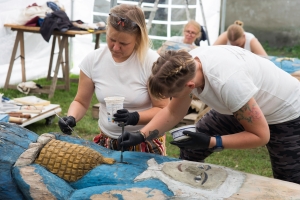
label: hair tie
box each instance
[117,17,126,26]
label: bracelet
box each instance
[139,130,147,141]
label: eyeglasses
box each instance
[108,13,138,28]
[184,30,197,36]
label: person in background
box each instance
[58,4,169,156]
[213,20,268,57]
[157,20,202,54]
[118,46,300,184]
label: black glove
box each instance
[113,109,139,126]
[58,116,76,135]
[117,131,145,150]
[170,131,211,150]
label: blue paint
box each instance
[33,164,74,198]
[13,164,74,199]
[70,179,173,199]
[0,124,177,199]
[0,122,38,200]
[269,56,300,74]
[0,164,24,200]
[0,122,38,142]
[12,167,34,200]
[0,114,9,122]
[52,133,178,164]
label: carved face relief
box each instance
[162,162,228,190]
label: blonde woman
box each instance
[157,20,201,54]
[58,4,169,156]
[214,20,267,56]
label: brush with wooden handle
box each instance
[9,117,23,124]
[7,112,31,119]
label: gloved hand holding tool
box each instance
[58,116,76,135]
[170,131,211,150]
[117,130,145,150]
[56,113,86,146]
[113,109,139,126]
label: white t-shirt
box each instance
[227,32,255,51]
[169,36,184,43]
[190,45,300,124]
[169,36,196,46]
[79,46,159,138]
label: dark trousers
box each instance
[180,109,300,184]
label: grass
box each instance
[1,45,299,179]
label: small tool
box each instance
[120,122,125,163]
[54,112,81,139]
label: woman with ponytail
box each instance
[214,20,267,56]
[119,46,300,184]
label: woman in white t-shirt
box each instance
[157,20,201,54]
[118,46,300,184]
[214,20,267,57]
[58,4,169,155]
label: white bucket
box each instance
[104,96,125,123]
[169,125,195,141]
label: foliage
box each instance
[263,43,300,58]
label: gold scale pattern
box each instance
[35,139,115,182]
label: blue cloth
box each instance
[47,1,61,11]
[269,56,300,74]
[0,114,9,122]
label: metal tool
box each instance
[120,122,125,163]
[54,112,81,139]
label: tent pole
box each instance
[199,0,210,45]
[185,0,191,20]
[70,0,74,71]
[110,0,118,8]
[220,0,227,34]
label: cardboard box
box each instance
[92,103,100,119]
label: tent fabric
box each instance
[0,0,219,88]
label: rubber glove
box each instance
[170,130,211,150]
[117,131,145,150]
[58,116,76,135]
[113,109,139,126]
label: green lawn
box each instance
[1,44,300,178]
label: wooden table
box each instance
[3,24,106,98]
[20,104,61,127]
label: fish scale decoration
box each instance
[35,139,115,182]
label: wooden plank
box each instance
[196,106,211,122]
[20,104,61,127]
[190,100,206,112]
[4,24,106,36]
[4,31,21,89]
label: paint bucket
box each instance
[104,96,125,123]
[169,125,195,141]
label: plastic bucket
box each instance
[104,96,125,123]
[169,125,195,141]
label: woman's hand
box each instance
[170,131,211,150]
[113,109,139,126]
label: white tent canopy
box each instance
[0,0,220,88]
